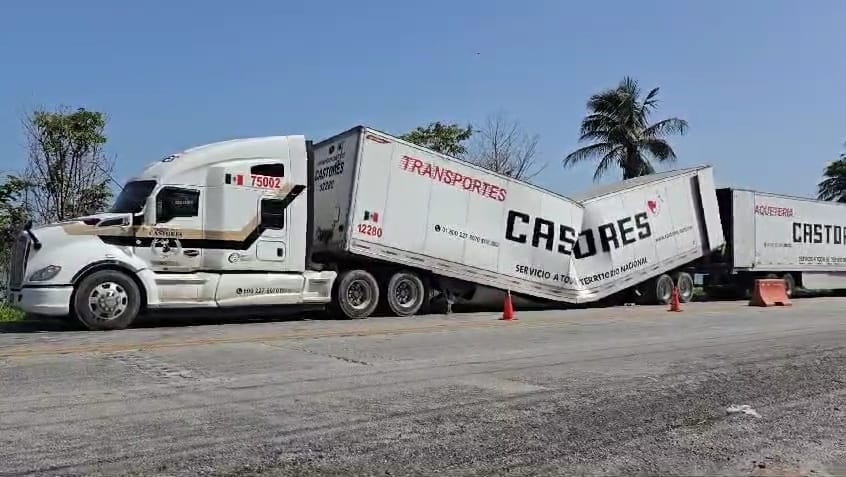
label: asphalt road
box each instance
[0,299,844,476]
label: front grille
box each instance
[8,234,30,290]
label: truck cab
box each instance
[6,135,335,330]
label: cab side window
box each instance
[156,187,200,223]
[251,164,285,177]
[261,199,286,230]
[255,162,287,230]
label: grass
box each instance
[0,303,25,323]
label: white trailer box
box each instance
[564,167,725,304]
[311,126,585,304]
[714,188,846,292]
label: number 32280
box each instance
[357,223,382,238]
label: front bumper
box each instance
[7,286,73,316]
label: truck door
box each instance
[256,197,289,263]
[250,163,295,268]
[137,185,204,272]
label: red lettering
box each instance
[755,204,794,217]
[434,166,445,182]
[398,156,508,202]
[401,156,412,170]
[487,185,499,200]
[411,159,424,174]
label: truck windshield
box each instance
[109,180,157,213]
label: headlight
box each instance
[30,265,62,281]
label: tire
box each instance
[674,272,695,303]
[334,269,379,319]
[782,273,796,297]
[651,274,676,305]
[73,270,141,331]
[386,271,427,317]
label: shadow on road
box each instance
[0,317,79,333]
[0,305,336,334]
[3,288,843,334]
[133,306,334,329]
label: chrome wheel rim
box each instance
[88,282,129,320]
[657,277,674,302]
[678,276,694,301]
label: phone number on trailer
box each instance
[434,224,500,247]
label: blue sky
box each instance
[1,0,844,198]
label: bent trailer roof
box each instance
[315,125,584,209]
[572,166,714,202]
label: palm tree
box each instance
[817,147,846,202]
[564,76,689,181]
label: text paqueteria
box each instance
[400,155,507,202]
[755,204,793,217]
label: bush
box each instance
[0,303,25,322]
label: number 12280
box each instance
[357,223,382,238]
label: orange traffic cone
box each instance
[668,286,682,312]
[501,290,517,321]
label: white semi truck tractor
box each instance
[6,135,337,330]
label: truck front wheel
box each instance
[386,271,427,317]
[73,270,141,331]
[334,269,380,319]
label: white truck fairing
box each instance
[312,127,586,302]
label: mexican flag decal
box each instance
[363,210,379,223]
[225,173,244,185]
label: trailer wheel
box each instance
[334,269,379,319]
[386,271,427,317]
[652,274,676,305]
[674,272,695,303]
[782,273,796,297]
[73,270,141,330]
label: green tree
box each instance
[0,176,29,285]
[22,106,114,223]
[564,76,689,181]
[400,121,473,158]
[817,146,846,202]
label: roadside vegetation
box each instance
[0,303,25,322]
